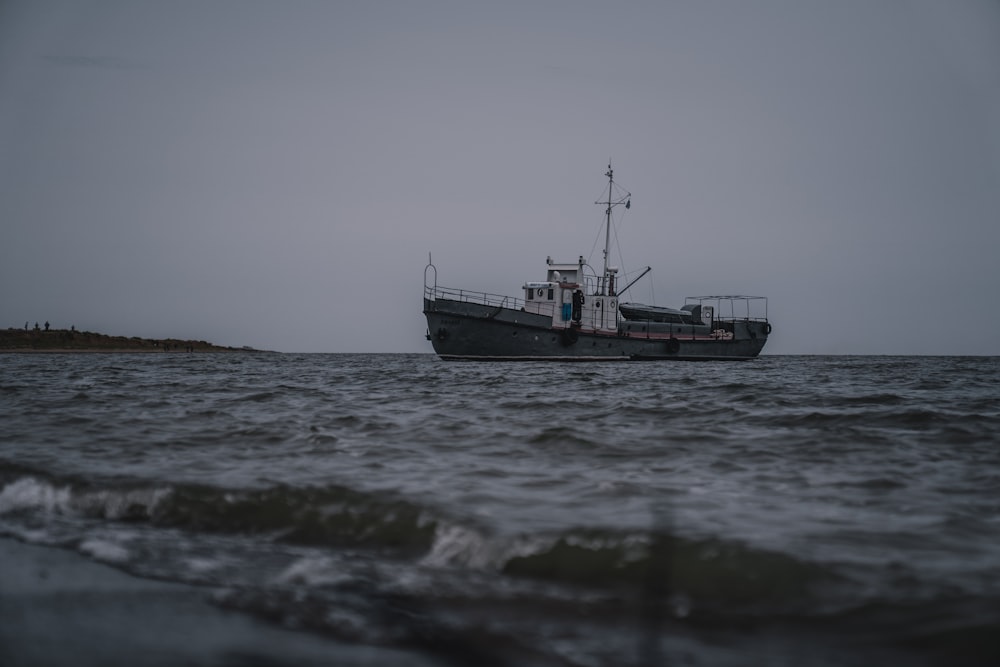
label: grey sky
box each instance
[2,1,998,354]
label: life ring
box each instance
[435,327,448,341]
[561,328,579,346]
[666,338,680,354]
[764,322,772,335]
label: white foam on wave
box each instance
[79,537,131,563]
[185,557,223,574]
[275,556,351,587]
[0,477,72,515]
[420,522,548,570]
[76,486,173,520]
[0,476,173,520]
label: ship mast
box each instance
[597,162,630,296]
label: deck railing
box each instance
[424,284,524,311]
[425,284,567,320]
[684,295,769,323]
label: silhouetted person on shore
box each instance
[44,321,50,331]
[34,322,39,331]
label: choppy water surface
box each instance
[2,353,999,665]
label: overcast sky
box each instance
[2,1,998,354]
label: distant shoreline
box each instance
[1,348,261,354]
[0,327,266,353]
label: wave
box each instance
[497,530,836,610]
[155,483,437,553]
[4,465,998,665]
[773,407,955,431]
[833,392,907,407]
[2,465,835,609]
[0,467,437,554]
[0,474,172,522]
[419,521,837,615]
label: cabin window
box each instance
[547,288,554,300]
[526,290,533,301]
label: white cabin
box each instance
[523,256,618,333]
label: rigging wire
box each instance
[586,168,633,293]
[587,204,627,285]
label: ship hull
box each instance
[424,298,767,361]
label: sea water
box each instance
[1,353,998,666]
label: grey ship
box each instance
[423,165,770,361]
